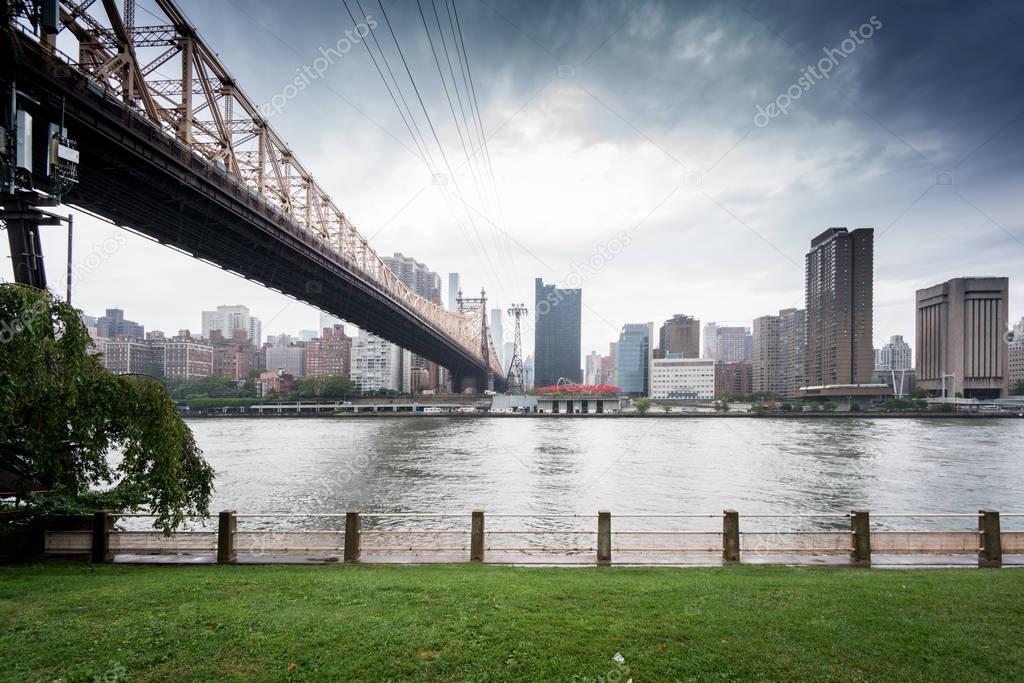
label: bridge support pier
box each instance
[453,372,487,395]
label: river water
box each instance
[183,417,1024,532]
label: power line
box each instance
[374,0,510,297]
[417,0,512,284]
[449,0,515,268]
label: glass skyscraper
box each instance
[533,278,582,387]
[616,323,653,397]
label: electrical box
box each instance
[15,109,33,174]
[41,0,60,34]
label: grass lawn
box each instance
[0,564,1022,681]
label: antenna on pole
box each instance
[506,304,528,394]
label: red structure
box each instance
[534,384,620,394]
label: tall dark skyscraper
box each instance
[534,278,581,387]
[804,227,874,387]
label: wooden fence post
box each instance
[91,510,113,563]
[471,510,484,562]
[722,510,740,563]
[979,509,1002,568]
[217,510,236,564]
[597,510,611,566]
[344,511,361,563]
[850,510,871,566]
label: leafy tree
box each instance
[0,285,214,532]
[1013,380,1024,396]
[823,401,838,412]
[912,388,927,399]
[292,374,354,400]
[634,397,651,414]
[661,404,672,413]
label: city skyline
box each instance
[3,2,1021,361]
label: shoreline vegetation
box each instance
[1,564,1021,681]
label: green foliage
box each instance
[912,388,927,399]
[164,375,251,400]
[714,400,730,413]
[634,397,651,414]
[0,285,214,532]
[822,401,838,412]
[779,403,793,412]
[291,374,354,399]
[1013,380,1024,396]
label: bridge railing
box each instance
[12,5,503,376]
[42,509,1023,567]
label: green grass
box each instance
[1,564,1022,681]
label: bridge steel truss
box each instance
[1,0,503,390]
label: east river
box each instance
[182,416,1024,532]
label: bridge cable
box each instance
[448,0,516,269]
[344,0,438,174]
[417,0,513,284]
[373,0,510,298]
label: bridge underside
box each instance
[3,40,502,392]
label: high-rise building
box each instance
[96,308,144,339]
[804,227,875,388]
[915,277,1009,398]
[1009,338,1023,393]
[616,323,653,397]
[490,308,504,370]
[874,335,912,371]
[702,322,718,359]
[523,354,534,389]
[752,315,781,396]
[650,356,715,400]
[319,312,343,332]
[534,278,582,387]
[779,308,806,399]
[503,342,515,375]
[351,329,410,393]
[102,339,161,376]
[265,338,306,378]
[305,325,352,378]
[201,305,261,345]
[658,314,700,359]
[163,333,213,381]
[600,350,615,385]
[584,351,602,385]
[715,326,751,363]
[752,309,806,399]
[606,342,618,386]
[383,253,442,305]
[447,273,460,311]
[715,361,752,398]
[383,253,442,387]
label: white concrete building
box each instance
[650,357,716,400]
[201,304,261,344]
[351,330,411,393]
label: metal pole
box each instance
[65,214,73,303]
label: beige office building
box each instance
[915,277,1009,398]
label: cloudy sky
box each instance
[5,0,1023,360]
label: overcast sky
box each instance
[5,0,1023,359]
